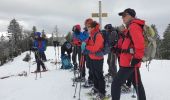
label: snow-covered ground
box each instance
[0,46,170,100]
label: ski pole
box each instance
[78,54,84,100]
[58,46,60,63]
[28,51,31,74]
[73,71,79,98]
[131,86,136,98]
[72,45,78,86]
[73,54,83,99]
[35,72,37,80]
[135,67,139,100]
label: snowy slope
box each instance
[0,46,170,100]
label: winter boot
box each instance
[121,84,131,93]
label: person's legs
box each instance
[72,46,78,70]
[86,55,93,83]
[39,53,46,70]
[111,67,134,100]
[93,59,105,95]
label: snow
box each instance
[0,46,170,100]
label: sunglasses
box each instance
[122,13,129,18]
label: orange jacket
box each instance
[119,19,145,68]
[86,25,104,60]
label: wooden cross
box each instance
[92,1,108,29]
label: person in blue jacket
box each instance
[33,32,47,72]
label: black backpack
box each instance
[93,29,118,55]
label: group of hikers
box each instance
[29,8,147,100]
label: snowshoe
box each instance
[121,84,131,93]
[82,80,93,88]
[90,93,111,100]
[86,87,99,97]
[73,76,85,82]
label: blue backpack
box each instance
[61,54,73,69]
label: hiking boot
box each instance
[83,80,93,88]
[121,84,131,93]
[42,69,48,72]
[34,70,40,73]
[95,93,106,100]
[87,87,98,96]
[105,73,112,77]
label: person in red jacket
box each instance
[111,8,146,100]
[82,21,106,99]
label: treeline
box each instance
[0,19,62,66]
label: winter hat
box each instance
[104,24,113,30]
[34,32,41,37]
[84,18,93,26]
[72,24,81,32]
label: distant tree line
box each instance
[0,19,63,66]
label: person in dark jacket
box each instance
[111,8,146,100]
[33,32,47,72]
[61,32,73,60]
[71,24,86,82]
[104,24,118,80]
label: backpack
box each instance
[65,41,72,50]
[141,25,157,62]
[94,29,118,55]
[61,54,73,69]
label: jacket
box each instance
[119,19,145,68]
[86,25,104,60]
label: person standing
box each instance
[33,32,47,72]
[82,21,106,99]
[111,8,146,100]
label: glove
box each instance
[31,47,38,51]
[81,42,86,52]
[95,52,104,57]
[130,58,141,67]
[82,49,90,55]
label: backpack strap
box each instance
[93,32,100,43]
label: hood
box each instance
[131,19,145,26]
[90,24,100,37]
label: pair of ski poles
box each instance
[73,54,85,100]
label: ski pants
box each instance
[107,52,117,77]
[111,67,146,100]
[35,52,46,71]
[72,46,81,68]
[41,51,47,61]
[91,58,106,95]
[86,55,93,82]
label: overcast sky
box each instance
[0,0,170,37]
